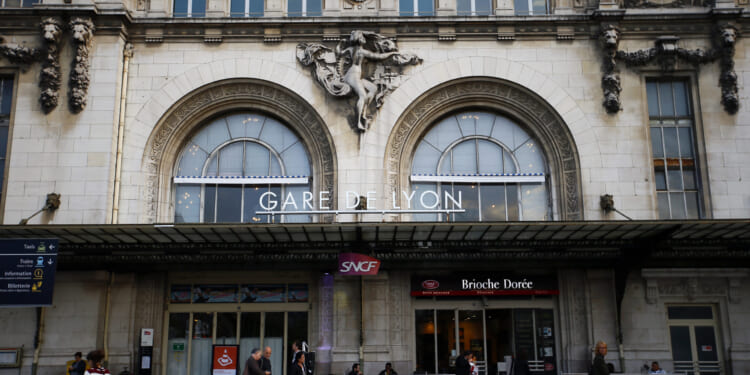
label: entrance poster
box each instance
[410,273,558,296]
[0,239,59,307]
[212,345,239,375]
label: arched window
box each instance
[411,111,550,221]
[173,113,312,223]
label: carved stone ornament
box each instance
[297,30,423,132]
[0,37,41,72]
[39,17,63,114]
[69,17,95,114]
[385,78,583,220]
[141,79,337,222]
[600,23,740,115]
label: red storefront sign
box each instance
[338,253,381,275]
[212,345,239,375]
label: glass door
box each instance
[668,306,722,375]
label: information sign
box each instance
[0,239,59,307]
[212,345,239,375]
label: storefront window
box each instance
[167,313,189,375]
[174,113,312,224]
[411,111,550,222]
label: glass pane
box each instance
[480,184,506,221]
[307,0,322,15]
[670,192,686,219]
[513,139,544,173]
[280,142,311,176]
[1,78,13,115]
[417,0,434,15]
[663,127,679,158]
[245,143,271,176]
[168,313,190,375]
[206,156,218,176]
[451,141,478,174]
[456,113,477,136]
[476,0,492,14]
[668,306,713,320]
[218,142,243,176]
[485,310,512,375]
[436,310,455,374]
[175,185,201,223]
[412,183,440,222]
[657,192,670,219]
[249,0,263,16]
[514,0,529,14]
[399,0,414,16]
[669,326,693,361]
[694,326,719,362]
[204,185,216,223]
[685,192,699,219]
[458,311,484,361]
[513,310,534,359]
[457,0,471,15]
[532,0,546,14]
[503,150,517,174]
[288,0,302,14]
[673,81,689,116]
[678,127,694,158]
[177,143,209,176]
[415,310,436,373]
[170,285,192,304]
[654,166,666,191]
[193,120,230,154]
[475,113,494,136]
[650,127,663,158]
[260,118,298,153]
[173,0,188,16]
[230,0,245,16]
[535,309,555,363]
[264,312,285,358]
[683,167,696,190]
[452,183,479,222]
[412,142,442,174]
[521,183,548,220]
[667,168,683,191]
[506,184,519,220]
[283,185,312,223]
[288,312,308,364]
[217,313,238,344]
[191,313,213,375]
[244,185,270,223]
[646,81,659,117]
[477,140,503,174]
[192,285,238,303]
[191,0,206,16]
[658,82,675,117]
[216,185,242,222]
[239,312,261,374]
[424,117,463,151]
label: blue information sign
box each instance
[0,239,59,307]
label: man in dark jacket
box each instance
[591,341,609,375]
[243,349,265,375]
[260,347,272,375]
[455,351,471,375]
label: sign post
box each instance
[212,345,239,375]
[0,239,59,307]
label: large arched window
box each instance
[411,111,550,221]
[173,113,312,223]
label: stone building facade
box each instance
[0,0,749,374]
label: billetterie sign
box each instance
[411,274,558,296]
[258,190,462,210]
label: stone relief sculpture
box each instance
[0,37,40,71]
[39,17,63,113]
[69,17,95,114]
[297,30,422,131]
[600,23,740,115]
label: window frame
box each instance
[287,0,322,17]
[399,0,436,16]
[230,0,264,17]
[456,0,493,16]
[172,0,206,18]
[642,73,712,219]
[0,0,39,7]
[513,0,548,15]
[0,71,18,225]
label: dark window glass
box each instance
[173,0,189,16]
[216,185,242,222]
[250,0,264,16]
[288,0,302,15]
[668,306,713,320]
[170,285,192,304]
[669,326,693,361]
[514,0,529,14]
[230,0,245,16]
[306,0,321,15]
[191,0,206,16]
[0,77,13,206]
[415,310,436,373]
[436,310,455,373]
[169,313,190,339]
[513,309,534,359]
[217,312,238,343]
[417,0,434,15]
[399,0,414,15]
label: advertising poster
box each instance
[240,285,285,302]
[193,285,238,303]
[212,345,239,375]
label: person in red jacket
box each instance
[84,351,110,375]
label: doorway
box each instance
[668,305,722,375]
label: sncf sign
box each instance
[338,253,381,275]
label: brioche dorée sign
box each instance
[411,274,558,296]
[338,253,381,275]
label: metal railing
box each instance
[674,360,721,374]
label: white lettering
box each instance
[420,190,440,209]
[402,190,416,209]
[445,190,462,209]
[392,191,401,209]
[346,191,359,209]
[259,192,278,210]
[339,261,379,273]
[319,191,330,209]
[366,191,376,209]
[303,192,314,210]
[282,193,298,210]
